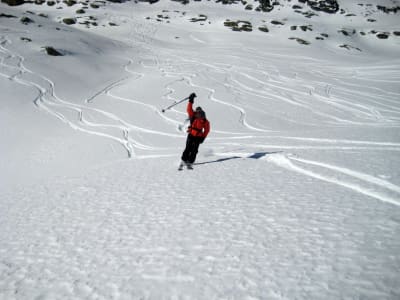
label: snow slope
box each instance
[1,0,400,299]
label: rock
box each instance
[302,10,318,18]
[338,28,356,36]
[20,16,34,24]
[271,20,284,25]
[377,5,400,14]
[307,0,339,14]
[63,18,77,25]
[289,37,310,45]
[245,4,252,10]
[376,32,390,39]
[20,37,32,42]
[393,31,400,36]
[0,13,17,18]
[300,25,312,32]
[190,14,207,22]
[63,0,77,6]
[44,46,64,56]
[76,9,86,14]
[1,0,25,6]
[339,44,361,51]
[224,19,252,32]
[255,0,273,12]
[258,25,269,33]
[291,25,297,30]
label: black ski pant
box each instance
[181,134,202,164]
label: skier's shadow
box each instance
[194,151,282,166]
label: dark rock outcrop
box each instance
[307,0,339,14]
[44,46,64,56]
[1,0,25,6]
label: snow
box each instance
[1,0,400,299]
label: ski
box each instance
[178,162,193,171]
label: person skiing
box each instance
[179,93,210,170]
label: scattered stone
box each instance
[302,10,318,18]
[345,13,356,17]
[291,25,297,31]
[38,13,48,18]
[76,9,86,14]
[245,4,252,10]
[292,5,302,10]
[316,36,324,40]
[300,25,312,32]
[0,13,17,18]
[47,1,56,6]
[224,19,252,32]
[307,0,339,14]
[20,37,32,42]
[338,28,356,36]
[271,20,284,25]
[377,5,400,14]
[63,18,77,25]
[255,0,274,12]
[367,18,376,22]
[44,46,64,56]
[321,33,329,38]
[258,25,269,33]
[190,14,207,22]
[63,0,77,6]
[109,22,118,26]
[289,37,310,45]
[376,32,390,39]
[90,3,99,8]
[339,44,361,51]
[1,0,24,6]
[393,31,400,36]
[20,16,34,24]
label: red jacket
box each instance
[187,102,210,138]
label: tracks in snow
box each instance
[0,36,183,158]
[2,25,400,206]
[266,153,400,207]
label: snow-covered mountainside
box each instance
[1,0,400,299]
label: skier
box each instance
[179,93,210,170]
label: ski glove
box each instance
[189,92,197,103]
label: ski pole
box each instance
[161,97,189,113]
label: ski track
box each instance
[266,153,400,207]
